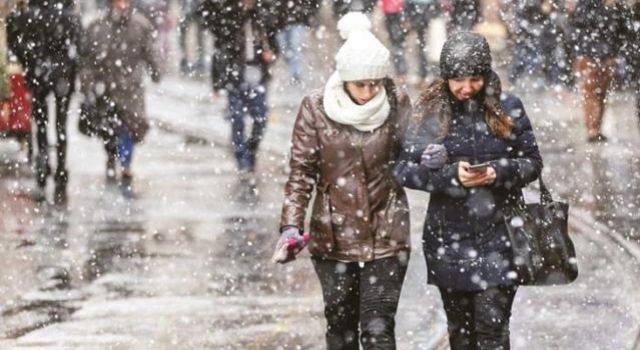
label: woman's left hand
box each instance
[262,50,276,63]
[458,161,497,187]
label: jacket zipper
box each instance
[471,111,478,163]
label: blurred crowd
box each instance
[0,0,638,204]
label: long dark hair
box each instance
[414,72,513,139]
[382,77,398,111]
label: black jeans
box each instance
[312,256,408,350]
[439,286,518,350]
[31,85,72,187]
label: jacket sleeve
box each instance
[280,96,320,230]
[393,115,461,194]
[489,96,543,189]
[78,23,96,97]
[142,21,161,82]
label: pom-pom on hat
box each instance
[440,31,492,79]
[334,12,390,82]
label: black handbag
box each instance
[505,177,578,286]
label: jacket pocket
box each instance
[377,191,410,248]
[309,184,335,254]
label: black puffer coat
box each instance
[6,0,81,95]
[394,73,543,291]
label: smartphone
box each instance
[468,162,490,173]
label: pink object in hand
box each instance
[272,233,311,264]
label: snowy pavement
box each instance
[0,70,639,349]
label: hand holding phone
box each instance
[468,162,490,173]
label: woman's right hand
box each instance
[458,161,496,187]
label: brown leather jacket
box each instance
[280,86,412,262]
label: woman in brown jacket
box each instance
[276,12,413,350]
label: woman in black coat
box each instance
[394,31,543,350]
[6,0,81,203]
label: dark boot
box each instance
[34,153,51,188]
[246,138,259,172]
[119,172,134,199]
[106,157,117,185]
[32,187,46,203]
[33,154,50,202]
[53,169,68,205]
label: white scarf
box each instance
[322,72,390,132]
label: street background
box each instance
[1,1,640,349]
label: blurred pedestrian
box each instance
[199,0,277,176]
[276,12,413,349]
[382,0,408,84]
[274,0,321,85]
[548,0,577,88]
[177,0,205,76]
[394,31,543,349]
[80,0,161,198]
[444,0,481,32]
[405,0,440,85]
[332,0,377,19]
[508,0,577,88]
[382,0,441,87]
[507,0,550,84]
[571,0,634,142]
[6,0,81,204]
[135,0,172,72]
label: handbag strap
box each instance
[538,175,553,206]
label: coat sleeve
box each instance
[142,21,161,82]
[489,96,543,189]
[78,23,97,97]
[280,96,320,231]
[393,115,461,194]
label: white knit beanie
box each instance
[335,12,391,82]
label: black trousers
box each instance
[312,256,408,350]
[384,12,407,77]
[31,84,73,188]
[439,286,518,350]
